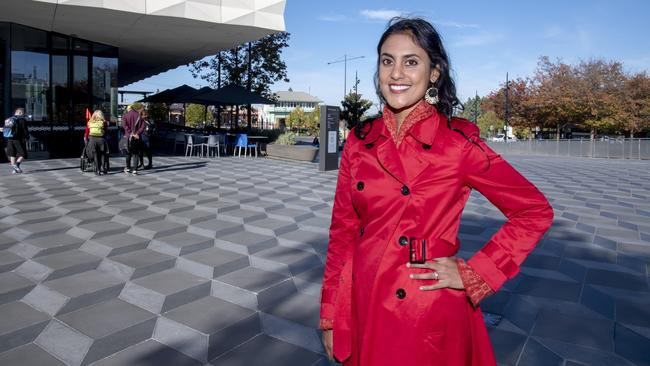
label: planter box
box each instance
[266,144,318,162]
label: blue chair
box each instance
[234,133,258,157]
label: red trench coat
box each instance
[321,110,554,365]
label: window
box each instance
[72,54,88,124]
[11,24,49,121]
[92,55,117,121]
[0,23,8,120]
[51,54,69,123]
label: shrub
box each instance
[275,132,297,145]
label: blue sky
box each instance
[126,0,650,111]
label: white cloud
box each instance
[360,9,403,20]
[433,20,480,29]
[319,14,347,22]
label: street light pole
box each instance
[473,90,479,124]
[327,54,365,100]
[247,42,252,129]
[504,72,509,138]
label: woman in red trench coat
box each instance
[320,18,554,366]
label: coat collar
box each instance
[407,105,442,147]
[356,106,445,186]
[362,106,442,146]
[357,118,388,145]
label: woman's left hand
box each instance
[408,257,465,291]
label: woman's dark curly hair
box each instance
[356,17,462,139]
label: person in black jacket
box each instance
[3,108,29,174]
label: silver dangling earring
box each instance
[424,87,439,105]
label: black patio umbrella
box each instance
[190,84,275,105]
[138,84,199,103]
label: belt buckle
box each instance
[409,237,426,264]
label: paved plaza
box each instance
[0,154,649,366]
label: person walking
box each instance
[139,109,153,170]
[320,18,554,365]
[3,107,29,174]
[84,110,109,175]
[122,103,144,175]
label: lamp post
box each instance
[327,54,365,100]
[473,90,479,124]
[504,72,510,139]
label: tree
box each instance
[623,72,650,137]
[305,105,321,134]
[185,104,214,127]
[476,110,504,139]
[189,32,290,100]
[571,59,627,138]
[147,103,168,123]
[341,92,373,129]
[458,95,483,123]
[483,56,641,139]
[287,107,306,131]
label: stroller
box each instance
[80,139,110,174]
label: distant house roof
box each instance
[273,90,322,103]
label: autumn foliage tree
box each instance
[484,56,650,138]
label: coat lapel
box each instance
[373,119,409,186]
[401,111,442,182]
[401,140,431,183]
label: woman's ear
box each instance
[430,65,441,85]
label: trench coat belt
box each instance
[332,238,460,363]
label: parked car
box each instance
[490,134,517,142]
[491,134,505,142]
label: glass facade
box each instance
[0,23,7,121]
[10,24,49,121]
[0,22,118,125]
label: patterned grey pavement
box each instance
[0,154,648,366]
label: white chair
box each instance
[205,135,224,157]
[185,135,203,157]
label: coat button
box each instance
[401,185,410,196]
[396,288,406,299]
[357,182,365,191]
[360,227,365,236]
[422,143,431,150]
[398,236,408,246]
[365,143,374,149]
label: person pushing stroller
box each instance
[84,110,109,175]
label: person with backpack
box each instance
[3,107,29,174]
[122,103,145,175]
[84,109,109,175]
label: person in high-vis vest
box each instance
[84,110,109,175]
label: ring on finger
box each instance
[433,271,439,280]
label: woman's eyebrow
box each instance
[380,53,422,59]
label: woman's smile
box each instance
[388,84,411,93]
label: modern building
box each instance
[1,0,285,156]
[261,89,322,128]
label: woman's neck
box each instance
[389,102,421,130]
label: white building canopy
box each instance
[0,0,286,86]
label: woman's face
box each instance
[379,33,439,115]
